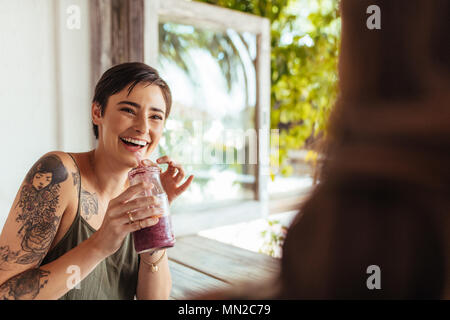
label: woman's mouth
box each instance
[120,137,149,152]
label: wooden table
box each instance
[167,235,281,300]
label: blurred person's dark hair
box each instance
[280,0,450,299]
[92,62,172,139]
[191,0,449,301]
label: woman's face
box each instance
[93,83,167,168]
[32,172,52,190]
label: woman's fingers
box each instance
[140,159,161,172]
[158,156,186,181]
[141,159,157,167]
[119,195,160,216]
[113,182,153,204]
[172,163,186,183]
[139,216,160,229]
[175,175,194,196]
[127,216,160,232]
[122,206,164,225]
[174,173,183,184]
[156,156,170,164]
[157,156,177,175]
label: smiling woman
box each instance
[0,62,193,300]
[92,80,168,167]
[92,63,172,140]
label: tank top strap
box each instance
[67,152,82,202]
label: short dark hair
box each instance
[92,62,172,139]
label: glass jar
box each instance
[128,165,175,254]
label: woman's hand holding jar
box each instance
[90,182,162,257]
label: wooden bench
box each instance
[167,235,280,299]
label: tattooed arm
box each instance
[0,152,107,299]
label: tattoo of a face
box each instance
[13,155,68,265]
[0,268,50,300]
[80,189,98,221]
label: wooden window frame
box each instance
[90,0,271,235]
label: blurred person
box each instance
[197,0,449,300]
[279,0,450,299]
[0,62,194,299]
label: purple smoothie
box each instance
[133,215,175,253]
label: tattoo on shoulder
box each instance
[13,154,68,266]
[72,171,80,188]
[80,189,98,221]
[0,268,50,300]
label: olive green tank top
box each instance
[40,153,139,300]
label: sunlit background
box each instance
[0,0,340,258]
[156,23,257,211]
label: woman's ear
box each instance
[92,103,103,125]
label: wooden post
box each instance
[90,0,144,87]
[128,0,145,61]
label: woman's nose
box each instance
[133,114,149,133]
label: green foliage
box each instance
[159,23,245,92]
[197,0,341,175]
[259,219,288,258]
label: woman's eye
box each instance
[150,114,163,120]
[121,107,135,115]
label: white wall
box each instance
[0,0,92,229]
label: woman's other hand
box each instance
[155,156,194,204]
